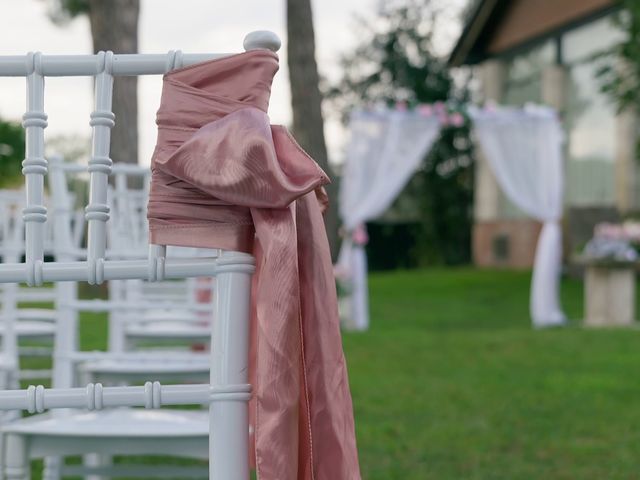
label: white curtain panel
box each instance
[337,110,442,330]
[470,105,566,328]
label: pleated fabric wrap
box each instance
[147,49,361,479]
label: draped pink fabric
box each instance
[147,49,361,479]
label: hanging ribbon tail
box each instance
[148,99,361,478]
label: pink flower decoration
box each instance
[484,100,497,113]
[434,101,446,114]
[449,112,464,127]
[352,224,369,246]
[333,263,352,281]
[417,104,433,116]
[395,101,408,112]
[595,222,624,240]
[437,112,449,125]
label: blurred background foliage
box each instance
[596,0,640,113]
[0,118,25,188]
[327,0,474,269]
[596,0,640,159]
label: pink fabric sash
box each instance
[147,50,360,479]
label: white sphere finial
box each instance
[243,31,281,52]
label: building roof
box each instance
[449,0,619,66]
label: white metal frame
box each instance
[0,30,280,479]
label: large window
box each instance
[502,41,554,106]
[562,16,626,206]
[500,41,554,218]
[487,14,627,215]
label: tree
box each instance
[328,0,474,266]
[46,0,140,165]
[286,0,340,256]
[596,1,640,113]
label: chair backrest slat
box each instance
[0,52,227,77]
[86,55,115,276]
[23,54,48,284]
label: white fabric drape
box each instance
[469,105,566,328]
[337,110,442,330]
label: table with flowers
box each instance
[579,221,639,327]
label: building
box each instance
[450,0,637,268]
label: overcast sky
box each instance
[0,0,465,165]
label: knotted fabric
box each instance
[147,49,360,479]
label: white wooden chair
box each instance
[47,156,212,383]
[0,191,58,381]
[90,158,216,349]
[0,30,280,479]
[47,155,212,385]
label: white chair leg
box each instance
[5,434,28,480]
[84,453,110,480]
[210,252,252,480]
[43,456,61,480]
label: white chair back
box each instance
[0,30,280,479]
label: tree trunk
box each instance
[286,0,339,257]
[87,0,139,165]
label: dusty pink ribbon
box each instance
[147,50,360,479]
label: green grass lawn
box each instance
[347,268,640,480]
[25,268,640,479]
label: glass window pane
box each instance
[562,15,626,64]
[505,41,554,82]
[564,59,617,206]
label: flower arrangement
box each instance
[583,220,640,263]
[360,100,468,128]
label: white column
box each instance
[615,107,638,212]
[474,60,505,222]
[542,64,567,112]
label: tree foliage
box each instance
[596,1,640,113]
[44,0,89,24]
[0,119,25,188]
[328,0,474,266]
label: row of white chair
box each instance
[0,30,279,479]
[0,158,219,477]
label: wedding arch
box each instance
[337,103,565,331]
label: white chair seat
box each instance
[2,409,208,438]
[80,357,209,375]
[0,309,56,322]
[15,309,56,322]
[142,308,203,322]
[0,320,55,338]
[15,288,56,303]
[125,322,210,340]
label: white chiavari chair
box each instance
[0,30,280,479]
[0,191,59,382]
[47,155,211,386]
[102,159,215,351]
